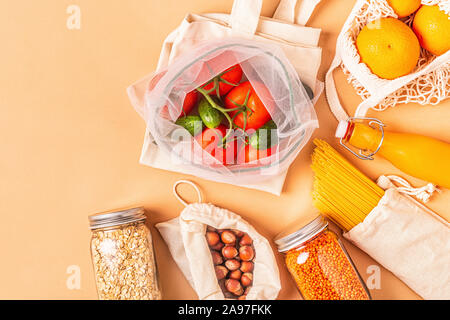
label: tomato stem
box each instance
[196,86,234,142]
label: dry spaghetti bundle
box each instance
[311,139,384,231]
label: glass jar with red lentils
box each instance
[275,215,371,300]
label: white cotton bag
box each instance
[156,181,281,300]
[127,0,324,195]
[344,176,450,300]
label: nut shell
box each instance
[221,230,236,244]
[225,259,241,271]
[229,269,242,280]
[241,272,253,287]
[206,231,220,247]
[222,246,238,259]
[240,261,254,273]
[239,246,255,261]
[239,234,253,246]
[210,241,224,251]
[225,279,244,296]
[211,250,223,265]
[215,266,228,280]
[233,229,245,237]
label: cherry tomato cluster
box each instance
[172,64,278,166]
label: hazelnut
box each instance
[239,234,253,246]
[222,246,238,259]
[224,292,236,299]
[210,241,224,251]
[244,286,251,295]
[225,259,241,271]
[206,231,220,247]
[207,225,217,232]
[215,266,228,280]
[229,269,242,280]
[225,279,244,296]
[238,295,247,300]
[241,273,253,287]
[211,250,223,265]
[221,230,236,244]
[240,261,254,273]
[232,229,245,237]
[239,246,254,261]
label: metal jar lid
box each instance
[88,207,146,230]
[274,215,328,252]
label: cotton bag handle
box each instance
[230,0,263,37]
[273,0,322,25]
[173,180,203,207]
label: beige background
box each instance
[0,0,448,300]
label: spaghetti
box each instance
[311,139,384,231]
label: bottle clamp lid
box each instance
[275,216,328,253]
[337,117,386,161]
[88,207,146,230]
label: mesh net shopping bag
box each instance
[326,0,450,121]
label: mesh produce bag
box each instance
[127,0,324,195]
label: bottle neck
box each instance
[344,122,383,152]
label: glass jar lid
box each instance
[274,215,328,252]
[88,207,146,230]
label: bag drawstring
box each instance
[377,175,440,203]
[173,180,203,207]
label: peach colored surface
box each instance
[0,0,448,300]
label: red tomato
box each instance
[195,125,237,166]
[202,64,243,97]
[149,71,198,118]
[180,90,198,116]
[224,81,272,131]
[237,144,275,165]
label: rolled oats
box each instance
[89,208,161,300]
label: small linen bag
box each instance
[156,180,281,300]
[344,175,450,300]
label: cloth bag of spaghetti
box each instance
[129,37,317,191]
[127,0,323,195]
[156,184,281,300]
[312,140,450,300]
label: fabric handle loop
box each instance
[173,180,203,207]
[230,0,263,37]
[325,50,350,121]
[377,175,440,204]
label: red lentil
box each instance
[285,230,369,300]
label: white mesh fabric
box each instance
[340,0,449,112]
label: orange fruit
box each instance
[413,5,450,56]
[387,0,421,18]
[356,17,420,80]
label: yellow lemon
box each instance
[356,18,420,80]
[387,0,421,18]
[413,5,450,56]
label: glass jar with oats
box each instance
[88,207,162,300]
